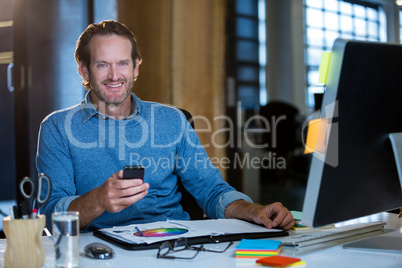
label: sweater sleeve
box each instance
[36,115,77,230]
[174,117,253,218]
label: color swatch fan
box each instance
[134,228,188,237]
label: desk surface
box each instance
[0,212,401,268]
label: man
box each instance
[36,20,294,231]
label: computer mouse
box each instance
[84,242,115,259]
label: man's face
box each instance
[81,34,139,106]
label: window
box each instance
[304,0,383,108]
[258,0,267,106]
[400,9,402,43]
[228,0,267,111]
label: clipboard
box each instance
[93,219,289,250]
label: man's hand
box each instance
[69,170,149,229]
[224,200,295,231]
[96,170,149,213]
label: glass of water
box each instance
[52,211,80,268]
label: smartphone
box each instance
[122,165,145,180]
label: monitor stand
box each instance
[343,235,402,254]
[389,133,402,218]
[389,133,402,189]
[342,133,402,254]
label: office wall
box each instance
[11,0,86,182]
[117,0,228,176]
[0,0,15,200]
[266,0,306,115]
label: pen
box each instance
[135,226,143,236]
[11,205,19,219]
[9,206,15,220]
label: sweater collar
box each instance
[80,92,142,123]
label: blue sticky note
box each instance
[291,210,303,221]
[236,239,282,250]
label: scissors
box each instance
[19,173,52,219]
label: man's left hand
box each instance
[225,200,295,231]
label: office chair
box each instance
[177,108,205,220]
[259,101,299,157]
[259,101,299,183]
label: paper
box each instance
[318,51,331,84]
[99,218,281,245]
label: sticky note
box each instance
[304,118,328,154]
[236,239,282,258]
[290,211,302,221]
[256,255,302,267]
[318,52,331,84]
[236,239,282,250]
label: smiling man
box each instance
[36,20,294,232]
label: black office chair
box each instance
[177,108,205,220]
[259,101,299,183]
[259,101,299,157]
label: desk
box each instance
[0,212,401,268]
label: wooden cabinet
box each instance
[0,0,89,201]
[0,0,15,200]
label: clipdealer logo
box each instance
[64,100,335,171]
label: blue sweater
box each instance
[36,93,251,231]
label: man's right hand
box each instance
[96,170,149,213]
[68,170,149,229]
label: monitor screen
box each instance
[302,39,402,227]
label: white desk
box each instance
[0,212,401,268]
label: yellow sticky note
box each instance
[304,118,328,154]
[288,260,306,267]
[318,52,331,84]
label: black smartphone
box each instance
[122,165,145,180]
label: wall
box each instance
[266,0,306,115]
[117,0,228,177]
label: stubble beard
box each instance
[89,76,135,106]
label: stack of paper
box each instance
[235,239,282,258]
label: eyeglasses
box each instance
[157,238,233,260]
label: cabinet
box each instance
[0,0,89,201]
[0,0,15,200]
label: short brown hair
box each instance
[75,20,142,89]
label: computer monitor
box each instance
[302,39,402,228]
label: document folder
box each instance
[93,219,289,250]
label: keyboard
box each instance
[280,222,385,247]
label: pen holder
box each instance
[3,215,46,268]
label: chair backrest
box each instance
[177,108,205,220]
[259,101,299,156]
